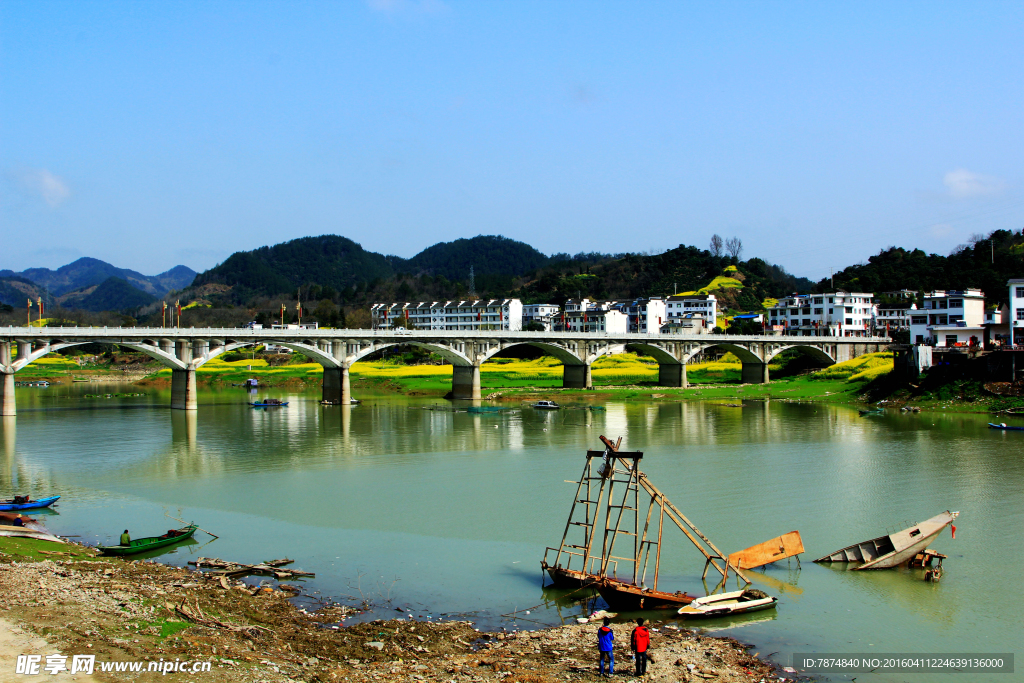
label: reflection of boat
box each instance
[678,589,777,619]
[98,525,198,556]
[250,398,288,407]
[533,400,560,409]
[0,495,60,511]
[859,408,883,416]
[814,511,958,570]
[988,423,1024,431]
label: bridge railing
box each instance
[0,326,893,343]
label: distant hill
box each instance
[817,229,1024,304]
[191,235,396,298]
[399,235,550,280]
[59,277,157,312]
[0,257,196,297]
[0,276,41,307]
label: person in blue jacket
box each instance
[597,617,614,676]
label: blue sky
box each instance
[2,1,1022,280]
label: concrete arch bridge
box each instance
[0,328,890,415]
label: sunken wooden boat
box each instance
[814,511,958,570]
[595,577,695,610]
[0,495,60,512]
[677,589,777,619]
[98,524,198,556]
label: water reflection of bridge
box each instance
[0,328,889,416]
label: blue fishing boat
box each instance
[988,422,1024,431]
[250,398,288,407]
[0,495,60,511]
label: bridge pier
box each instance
[741,362,769,384]
[322,365,352,404]
[171,369,197,411]
[452,365,482,399]
[658,363,687,388]
[563,364,592,389]
[0,372,14,417]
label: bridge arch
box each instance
[348,341,472,367]
[762,343,836,366]
[478,341,585,366]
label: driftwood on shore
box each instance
[188,557,315,580]
[173,598,270,639]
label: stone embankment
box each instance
[0,542,792,683]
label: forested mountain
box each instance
[0,257,195,297]
[191,235,396,299]
[399,236,549,280]
[59,277,157,312]
[817,229,1024,304]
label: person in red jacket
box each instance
[630,617,650,676]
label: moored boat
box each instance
[0,495,60,512]
[250,398,289,407]
[595,577,695,610]
[814,511,958,570]
[677,589,777,619]
[97,524,198,556]
[988,422,1024,431]
[532,400,560,409]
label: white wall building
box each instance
[767,292,877,337]
[615,297,667,335]
[522,304,561,331]
[908,289,985,346]
[665,294,716,329]
[876,303,916,332]
[371,299,523,331]
[1009,279,1024,346]
[563,308,628,334]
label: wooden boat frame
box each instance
[542,436,750,608]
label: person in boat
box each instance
[597,617,614,676]
[630,618,650,676]
[120,529,131,546]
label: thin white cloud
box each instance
[18,168,71,207]
[943,168,1005,200]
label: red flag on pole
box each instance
[951,525,956,539]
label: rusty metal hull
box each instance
[595,578,695,611]
[814,511,958,570]
[728,531,804,570]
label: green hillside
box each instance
[67,277,157,312]
[818,229,1024,304]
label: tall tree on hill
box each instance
[709,235,724,257]
[725,237,743,259]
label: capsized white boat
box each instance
[677,589,778,619]
[814,510,958,570]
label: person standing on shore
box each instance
[630,617,650,676]
[597,617,614,676]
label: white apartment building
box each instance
[665,294,716,329]
[908,289,985,346]
[615,297,667,335]
[1009,279,1024,346]
[876,303,916,332]
[371,299,523,331]
[767,292,876,337]
[522,304,561,331]
[563,308,628,334]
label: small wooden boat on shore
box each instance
[677,589,778,619]
[532,400,560,409]
[97,524,198,556]
[988,422,1024,431]
[814,511,958,570]
[250,398,288,407]
[0,495,60,512]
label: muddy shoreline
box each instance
[0,537,796,682]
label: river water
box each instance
[3,383,1021,681]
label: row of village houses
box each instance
[368,278,1024,347]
